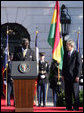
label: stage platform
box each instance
[1,98,83,112]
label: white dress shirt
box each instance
[68,48,74,56]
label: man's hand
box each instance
[75,77,79,83]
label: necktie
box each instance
[68,52,71,57]
[67,52,71,60]
[23,50,26,57]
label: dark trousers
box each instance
[52,89,57,107]
[37,83,47,105]
[65,80,79,110]
[7,81,13,105]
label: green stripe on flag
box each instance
[59,44,64,70]
[48,24,56,48]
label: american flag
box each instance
[2,26,9,100]
[4,26,9,72]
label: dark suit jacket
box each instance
[13,46,36,61]
[62,50,82,82]
[49,61,58,90]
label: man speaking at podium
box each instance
[12,38,36,112]
[13,38,36,61]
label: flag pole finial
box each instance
[6,25,13,34]
[78,27,80,33]
[77,27,80,53]
[36,27,38,35]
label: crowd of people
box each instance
[1,38,83,111]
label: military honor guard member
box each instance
[37,52,49,107]
[49,60,61,107]
[62,39,82,111]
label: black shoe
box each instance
[73,109,79,111]
[65,109,73,111]
[7,103,11,106]
[38,104,41,107]
[43,104,46,107]
[73,106,79,111]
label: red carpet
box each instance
[1,98,83,112]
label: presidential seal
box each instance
[18,63,30,73]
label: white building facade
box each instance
[1,1,83,63]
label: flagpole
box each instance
[6,65,8,106]
[57,65,60,85]
[5,25,9,106]
[35,27,39,73]
[77,31,79,52]
[35,27,39,102]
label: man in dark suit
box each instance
[62,39,82,111]
[49,60,61,107]
[13,38,36,61]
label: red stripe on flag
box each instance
[52,1,60,54]
[54,1,58,10]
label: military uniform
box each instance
[37,52,49,107]
[49,60,61,107]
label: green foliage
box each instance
[56,90,83,107]
[56,90,66,107]
[79,90,83,107]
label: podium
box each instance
[11,61,38,112]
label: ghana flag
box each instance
[48,1,64,70]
